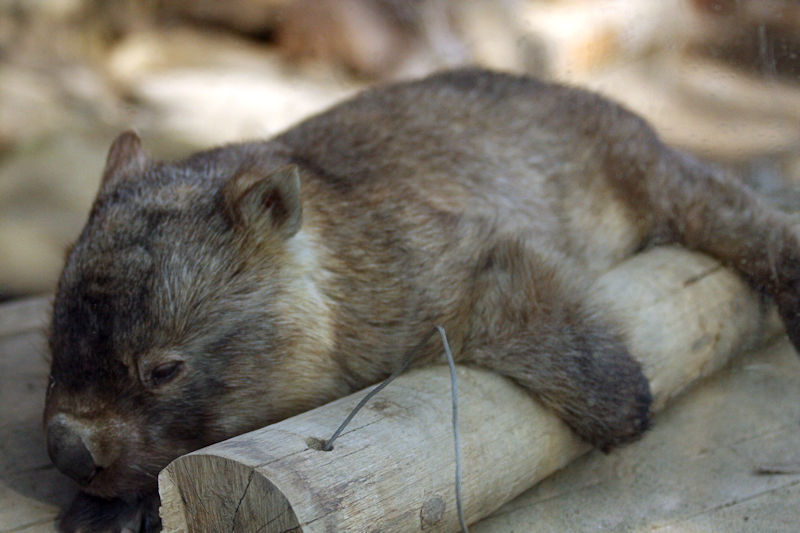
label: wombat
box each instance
[44,69,800,532]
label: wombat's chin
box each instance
[81,466,159,501]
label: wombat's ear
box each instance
[223,165,302,240]
[100,130,148,191]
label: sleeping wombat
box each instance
[43,69,800,532]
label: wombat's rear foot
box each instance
[774,281,800,353]
[759,234,800,353]
[59,491,160,533]
[570,362,652,453]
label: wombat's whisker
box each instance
[129,464,157,479]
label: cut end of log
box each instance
[158,470,188,533]
[159,454,301,533]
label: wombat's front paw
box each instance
[564,358,653,454]
[586,385,652,454]
[59,491,160,533]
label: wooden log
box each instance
[158,246,783,532]
[0,295,50,338]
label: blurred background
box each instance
[0,0,799,301]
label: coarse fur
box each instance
[44,69,800,532]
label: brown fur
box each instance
[44,69,800,532]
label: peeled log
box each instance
[159,246,783,532]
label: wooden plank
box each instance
[158,246,784,532]
[0,319,72,533]
[0,296,51,339]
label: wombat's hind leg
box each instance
[466,244,652,451]
[598,110,800,352]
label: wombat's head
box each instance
[43,132,339,499]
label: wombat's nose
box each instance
[46,418,99,486]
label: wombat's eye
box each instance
[149,361,184,387]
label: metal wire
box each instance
[321,325,469,532]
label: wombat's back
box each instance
[277,69,655,273]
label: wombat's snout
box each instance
[46,416,101,486]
